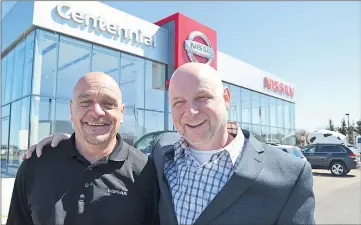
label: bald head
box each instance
[169,62,224,97]
[72,72,122,102]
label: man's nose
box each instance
[185,102,199,116]
[90,103,106,116]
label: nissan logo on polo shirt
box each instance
[184,31,214,65]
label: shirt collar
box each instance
[174,121,245,165]
[68,133,128,162]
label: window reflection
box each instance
[1,105,10,176]
[277,99,285,128]
[261,126,271,143]
[57,36,92,99]
[241,88,251,123]
[145,60,166,111]
[92,45,120,84]
[145,111,164,134]
[8,97,30,176]
[261,94,270,126]
[1,56,7,104]
[120,53,145,109]
[5,51,15,104]
[33,30,59,97]
[251,92,261,125]
[284,101,290,128]
[229,85,241,122]
[12,40,26,101]
[30,97,55,146]
[270,97,277,127]
[23,31,35,97]
[54,99,73,134]
[252,125,262,142]
[119,108,144,145]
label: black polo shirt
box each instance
[6,133,160,225]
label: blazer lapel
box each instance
[153,144,178,225]
[194,130,265,225]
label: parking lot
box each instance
[313,168,361,224]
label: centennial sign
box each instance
[56,4,156,47]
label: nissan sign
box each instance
[264,77,295,97]
[184,31,214,65]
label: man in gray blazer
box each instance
[24,62,315,225]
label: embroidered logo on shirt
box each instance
[107,188,128,196]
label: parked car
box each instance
[273,145,307,161]
[301,143,360,176]
[134,131,180,155]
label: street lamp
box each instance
[345,113,350,127]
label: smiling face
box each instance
[70,72,124,146]
[169,63,231,150]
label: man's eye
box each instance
[173,101,185,107]
[196,96,210,101]
[79,100,92,107]
[104,101,116,109]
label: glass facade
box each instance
[1,28,168,177]
[223,81,296,145]
[1,28,296,177]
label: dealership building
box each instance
[1,1,296,178]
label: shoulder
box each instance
[261,143,310,179]
[124,142,157,175]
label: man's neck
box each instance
[75,137,118,164]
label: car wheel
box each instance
[345,169,350,174]
[330,162,347,176]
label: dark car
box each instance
[273,145,307,161]
[301,143,360,176]
[134,131,180,155]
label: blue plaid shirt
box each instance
[164,122,246,225]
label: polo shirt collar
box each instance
[68,133,129,162]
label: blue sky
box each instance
[2,1,360,130]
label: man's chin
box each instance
[84,134,110,145]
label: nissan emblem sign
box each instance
[184,31,214,65]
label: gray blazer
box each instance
[152,129,315,225]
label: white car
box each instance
[272,144,308,161]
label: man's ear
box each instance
[223,87,231,110]
[69,100,73,120]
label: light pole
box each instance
[345,113,350,143]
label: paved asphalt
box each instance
[313,168,361,224]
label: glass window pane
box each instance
[261,126,271,143]
[1,56,7,104]
[277,99,284,128]
[145,61,166,111]
[8,97,30,176]
[284,101,290,129]
[261,94,270,126]
[241,88,251,123]
[290,103,295,129]
[251,92,261,125]
[270,97,277,127]
[91,45,120,84]
[229,85,241,122]
[283,129,296,146]
[12,40,26,101]
[277,128,285,144]
[54,99,73,134]
[271,127,278,144]
[57,36,92,99]
[120,53,145,109]
[5,51,15,104]
[33,30,59,97]
[30,97,55,146]
[23,31,35,97]
[252,125,261,142]
[1,105,11,177]
[119,108,144,145]
[145,111,164,134]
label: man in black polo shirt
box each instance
[6,72,159,225]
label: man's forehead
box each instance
[75,85,119,99]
